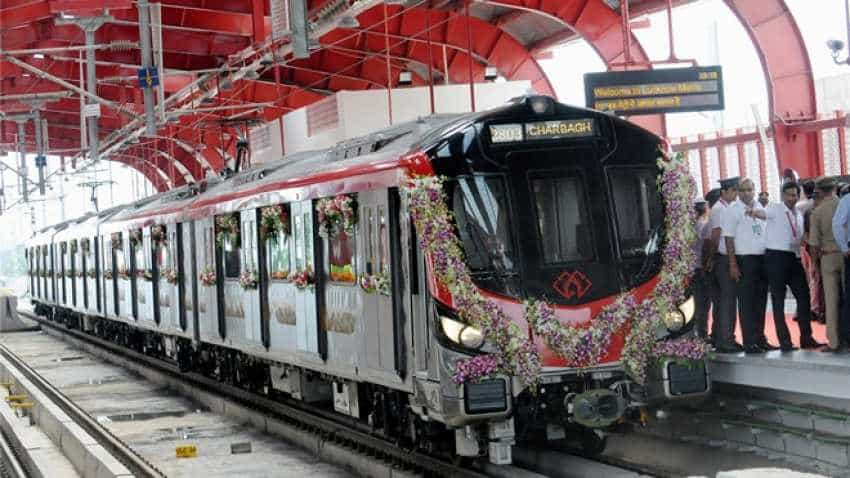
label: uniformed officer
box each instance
[723,178,769,353]
[809,176,844,351]
[706,177,741,352]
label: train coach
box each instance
[26,95,710,465]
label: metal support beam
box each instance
[15,121,28,203]
[290,0,309,59]
[33,110,46,196]
[138,0,157,136]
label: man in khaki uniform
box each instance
[809,176,844,351]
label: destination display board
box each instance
[489,119,595,144]
[584,66,724,115]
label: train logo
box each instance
[552,270,593,300]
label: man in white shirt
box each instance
[750,181,823,351]
[723,178,769,354]
[707,177,741,352]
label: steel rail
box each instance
[0,427,29,478]
[0,341,164,478]
[19,310,489,478]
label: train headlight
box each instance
[663,310,685,332]
[440,316,485,349]
[678,296,695,323]
[528,96,553,115]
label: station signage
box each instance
[489,119,595,144]
[584,66,724,115]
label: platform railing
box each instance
[671,111,849,197]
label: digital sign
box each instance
[584,66,724,115]
[489,119,595,144]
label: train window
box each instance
[364,207,374,274]
[158,242,172,269]
[222,236,241,279]
[294,214,304,271]
[378,206,388,274]
[450,176,516,272]
[304,213,314,269]
[531,173,593,264]
[608,168,664,258]
[328,230,355,283]
[267,232,291,280]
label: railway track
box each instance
[0,339,164,478]
[15,310,504,478]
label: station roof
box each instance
[1,0,690,191]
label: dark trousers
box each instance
[765,249,814,346]
[713,254,738,347]
[841,256,850,344]
[735,255,768,347]
[693,267,712,339]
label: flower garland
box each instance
[138,269,153,282]
[404,176,541,388]
[81,238,90,254]
[111,233,123,250]
[161,267,179,284]
[104,269,114,280]
[76,270,84,278]
[70,240,78,254]
[215,213,240,248]
[317,194,357,238]
[118,266,130,280]
[151,225,167,245]
[60,242,67,253]
[403,150,707,388]
[260,205,290,242]
[87,269,97,279]
[359,272,390,296]
[130,229,143,249]
[290,268,314,290]
[64,270,74,278]
[239,270,258,290]
[523,151,708,384]
[200,266,217,287]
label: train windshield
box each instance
[450,175,517,275]
[530,171,594,264]
[608,168,664,258]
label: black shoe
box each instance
[744,345,765,354]
[715,345,742,354]
[732,342,745,352]
[800,338,825,349]
[780,344,798,352]
[758,341,779,351]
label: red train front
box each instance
[414,96,710,458]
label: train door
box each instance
[103,235,115,317]
[138,229,156,326]
[239,209,261,346]
[292,200,322,360]
[217,211,247,345]
[358,191,400,376]
[261,204,297,355]
[82,239,89,309]
[196,218,220,343]
[155,225,178,331]
[71,241,79,307]
[181,221,198,341]
[322,193,361,376]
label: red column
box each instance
[717,131,728,179]
[735,128,747,179]
[252,0,265,44]
[698,134,709,194]
[837,111,847,176]
[757,139,768,193]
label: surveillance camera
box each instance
[827,39,845,54]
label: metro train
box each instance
[25,95,709,465]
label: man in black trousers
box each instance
[707,177,741,352]
[750,181,824,351]
[723,178,770,353]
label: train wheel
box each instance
[578,428,607,456]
